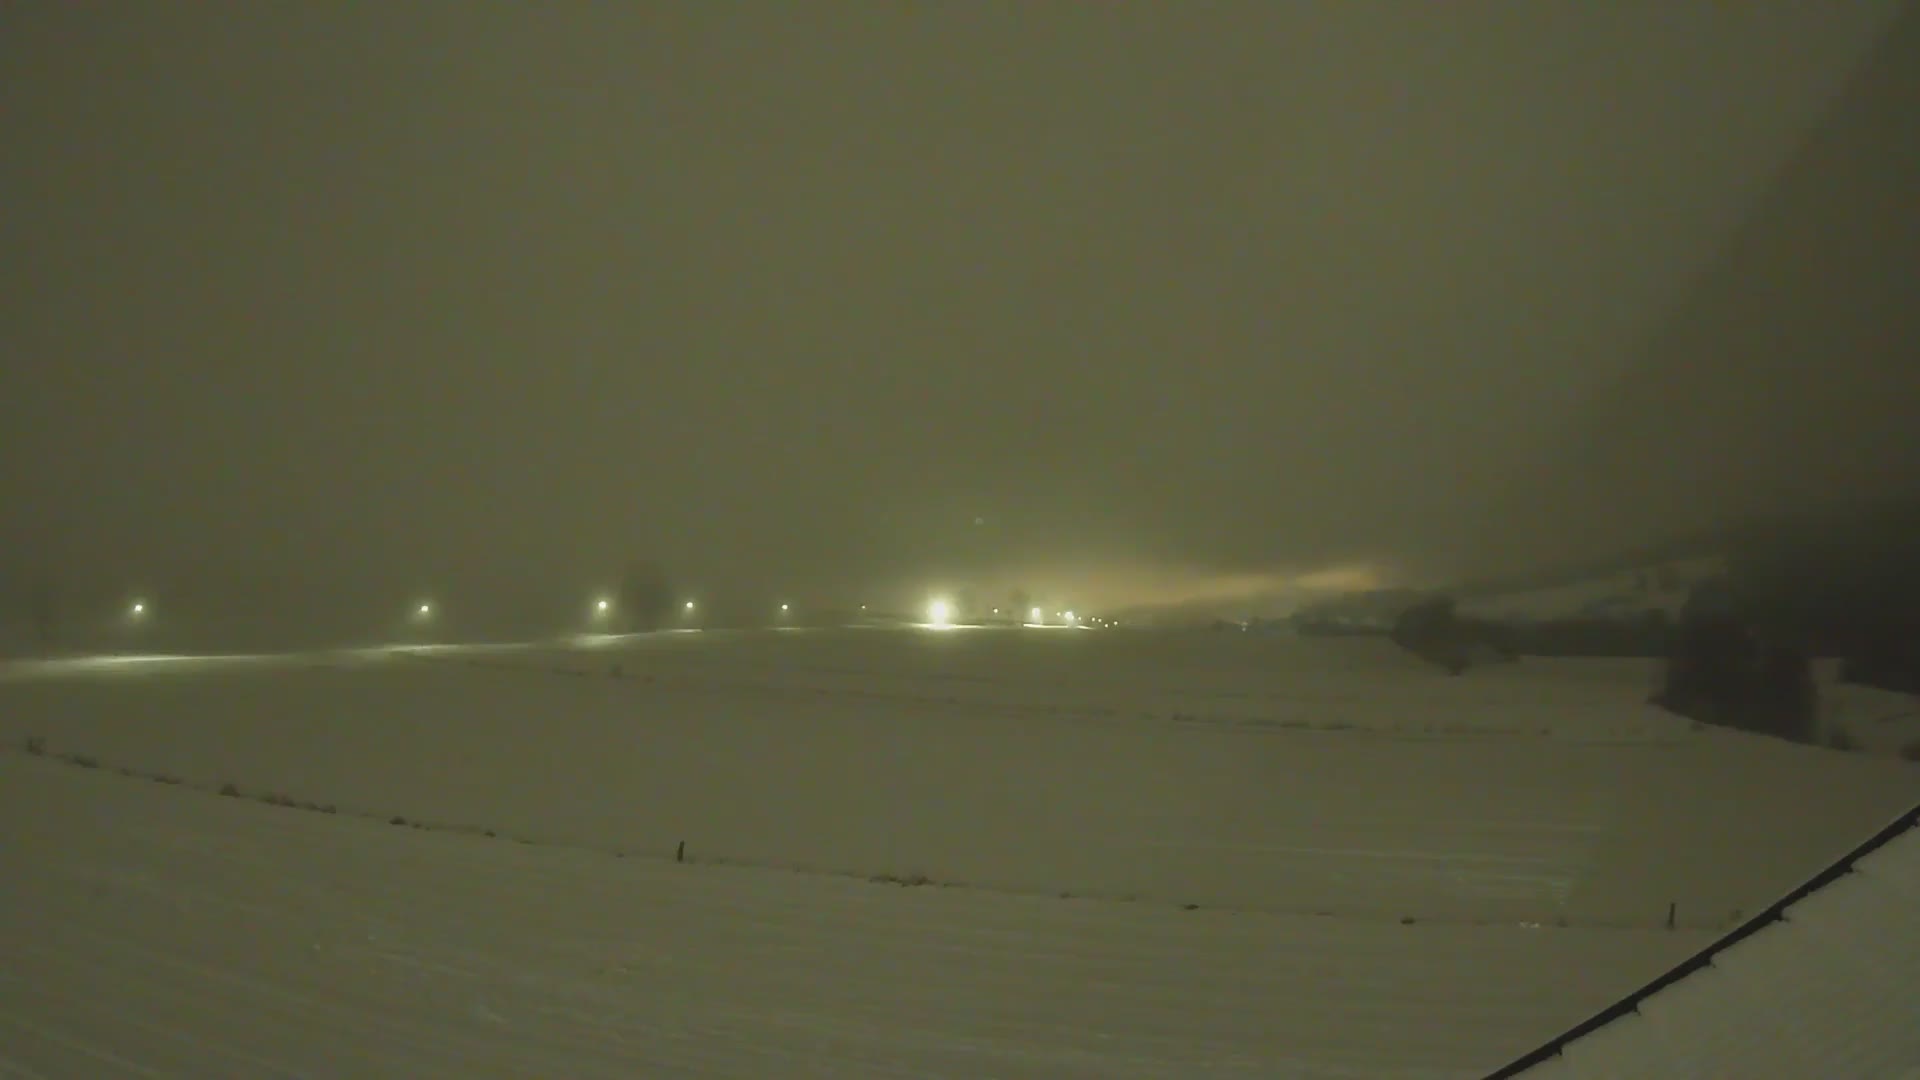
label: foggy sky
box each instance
[3,3,1905,619]
[1478,0,1920,576]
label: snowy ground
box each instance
[1819,673,1920,758]
[3,629,1916,1076]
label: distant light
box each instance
[927,598,953,627]
[1064,611,1076,623]
[684,600,696,611]
[992,607,1000,615]
[129,601,146,616]
[595,598,610,613]
[780,603,790,612]
[1030,606,1043,623]
[417,603,432,617]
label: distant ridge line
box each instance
[1451,494,1920,600]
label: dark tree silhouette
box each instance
[1651,578,1819,743]
[1391,595,1471,674]
[619,561,674,632]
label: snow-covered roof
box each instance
[1490,803,1920,1078]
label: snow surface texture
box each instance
[3,630,1916,1076]
[1502,807,1920,1078]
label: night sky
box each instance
[3,3,1905,621]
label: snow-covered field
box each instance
[3,628,1915,1076]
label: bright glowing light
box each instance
[684,600,696,611]
[927,598,953,626]
[417,603,432,616]
[594,598,610,613]
[129,601,146,616]
[1064,611,1076,623]
[1029,606,1043,623]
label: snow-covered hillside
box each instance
[1456,556,1727,625]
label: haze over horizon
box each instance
[5,3,1909,622]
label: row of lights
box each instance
[119,597,782,618]
[118,596,1110,630]
[923,599,1108,629]
[565,597,703,619]
[117,597,707,624]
